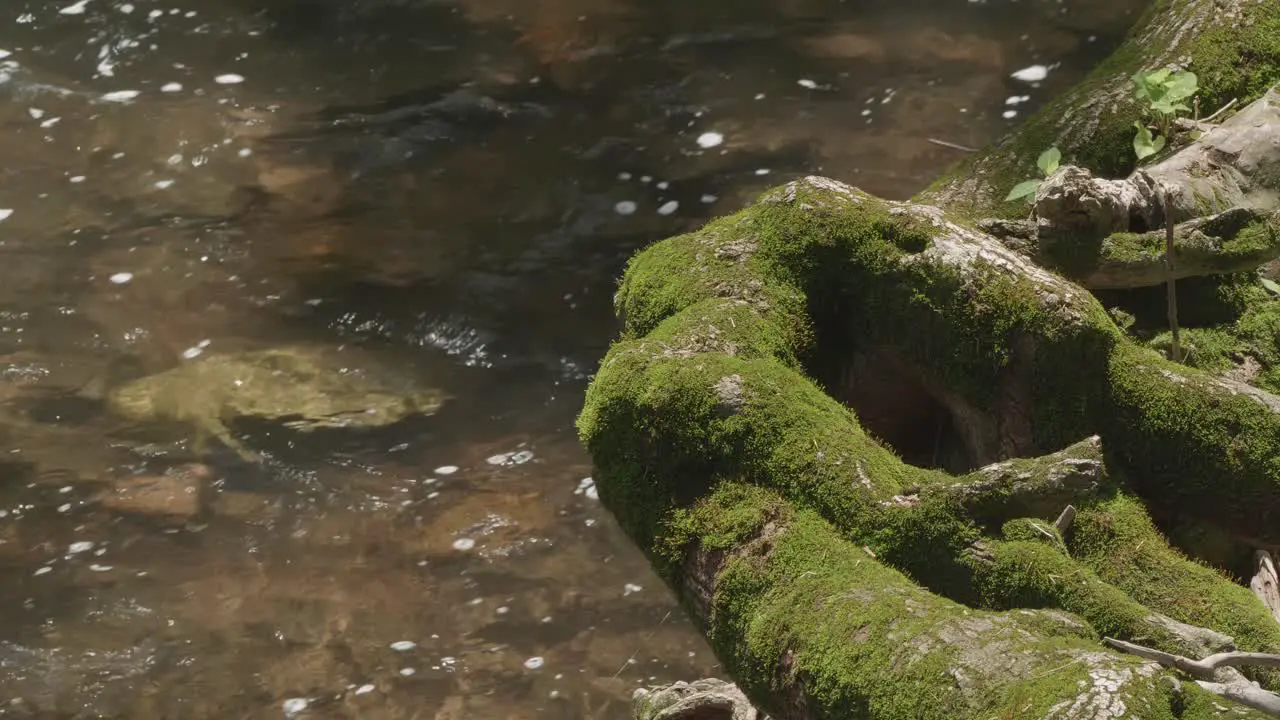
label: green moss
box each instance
[1104,343,1280,544]
[667,483,1189,720]
[1146,326,1242,372]
[1192,2,1280,115]
[1070,492,1280,686]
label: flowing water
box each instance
[0,0,1147,717]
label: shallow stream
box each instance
[0,0,1145,716]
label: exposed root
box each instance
[1104,637,1280,717]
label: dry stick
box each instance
[1104,637,1280,717]
[1253,550,1280,624]
[926,138,979,153]
[1202,97,1240,124]
[1164,191,1181,362]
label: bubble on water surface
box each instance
[797,78,818,89]
[754,168,771,176]
[613,200,637,216]
[27,108,42,119]
[524,656,544,670]
[59,0,90,14]
[100,90,140,102]
[700,194,718,204]
[68,541,94,554]
[389,640,416,651]
[215,74,245,85]
[696,132,724,149]
[434,465,458,475]
[657,201,679,216]
[452,538,475,551]
[154,179,174,189]
[160,82,182,92]
[355,684,375,695]
[110,272,133,284]
[656,180,669,190]
[90,564,113,572]
[623,583,643,596]
[0,210,13,222]
[33,566,52,576]
[282,698,308,717]
[398,667,416,676]
[70,176,86,183]
[1002,110,1018,119]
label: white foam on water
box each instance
[613,200,637,216]
[100,90,140,102]
[282,698,308,717]
[452,538,475,551]
[657,200,678,216]
[68,541,94,554]
[389,640,416,651]
[434,465,458,475]
[524,656,545,670]
[161,82,183,92]
[214,73,245,85]
[354,684,375,695]
[1011,65,1049,83]
[109,272,133,284]
[59,0,90,15]
[696,131,724,149]
[797,78,818,89]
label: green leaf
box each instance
[1005,179,1041,202]
[1151,134,1166,154]
[1261,277,1280,296]
[1036,147,1061,176]
[1165,71,1198,102]
[1133,123,1158,160]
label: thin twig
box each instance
[1103,637,1280,679]
[1164,191,1181,363]
[1202,97,1239,124]
[927,138,979,153]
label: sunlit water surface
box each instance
[0,0,1145,716]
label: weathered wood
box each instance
[1255,550,1280,625]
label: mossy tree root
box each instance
[581,177,1280,718]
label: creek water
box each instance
[0,0,1145,717]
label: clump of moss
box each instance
[1069,491,1280,689]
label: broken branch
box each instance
[1103,636,1280,678]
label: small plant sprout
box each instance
[1131,68,1198,160]
[1005,146,1061,203]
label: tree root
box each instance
[1104,637,1280,716]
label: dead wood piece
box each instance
[1254,550,1280,625]
[1054,504,1077,535]
[1104,637,1280,717]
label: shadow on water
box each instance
[0,0,1148,717]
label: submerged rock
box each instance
[633,678,767,720]
[98,462,210,521]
